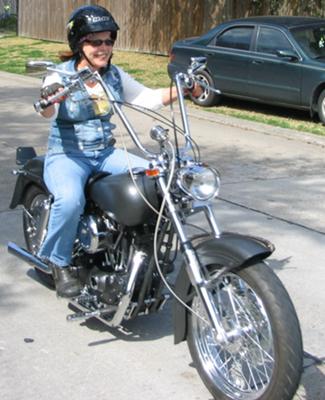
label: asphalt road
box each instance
[0,71,324,400]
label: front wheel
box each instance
[187,262,303,400]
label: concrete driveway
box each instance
[0,71,324,399]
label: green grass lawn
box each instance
[0,35,324,136]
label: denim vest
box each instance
[47,60,123,155]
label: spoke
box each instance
[225,282,241,326]
[217,353,233,372]
[232,361,251,390]
[242,329,274,363]
[245,353,270,388]
[220,278,274,381]
[230,289,274,363]
[23,206,34,221]
[245,358,259,390]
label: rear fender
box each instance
[10,157,47,209]
[173,232,274,344]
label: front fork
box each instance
[158,177,229,343]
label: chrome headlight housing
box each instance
[177,164,220,201]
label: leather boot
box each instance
[50,264,82,298]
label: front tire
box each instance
[23,185,54,288]
[187,262,303,400]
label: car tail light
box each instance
[168,50,175,62]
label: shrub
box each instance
[0,14,17,32]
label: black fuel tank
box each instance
[89,171,160,226]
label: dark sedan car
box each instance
[168,16,325,123]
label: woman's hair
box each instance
[58,49,81,62]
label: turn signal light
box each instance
[145,168,160,177]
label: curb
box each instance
[186,107,325,148]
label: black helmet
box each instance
[67,5,119,51]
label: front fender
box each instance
[173,232,274,344]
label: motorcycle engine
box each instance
[77,214,116,254]
[89,267,128,305]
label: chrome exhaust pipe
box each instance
[7,241,51,275]
[108,250,146,327]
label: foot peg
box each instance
[67,310,102,322]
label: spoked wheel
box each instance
[23,185,54,287]
[187,262,303,400]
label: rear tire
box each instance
[191,70,220,107]
[23,185,54,288]
[187,262,303,400]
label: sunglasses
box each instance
[84,38,115,47]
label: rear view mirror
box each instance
[26,60,55,69]
[276,50,299,62]
[25,60,55,74]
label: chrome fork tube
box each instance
[203,205,220,237]
[175,74,191,137]
[158,177,228,343]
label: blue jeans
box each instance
[38,147,148,267]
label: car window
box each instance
[291,25,325,59]
[256,27,293,55]
[215,27,254,51]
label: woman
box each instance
[37,5,200,298]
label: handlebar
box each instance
[32,57,220,159]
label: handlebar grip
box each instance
[34,98,52,113]
[34,85,70,112]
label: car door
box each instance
[248,26,302,105]
[205,25,255,95]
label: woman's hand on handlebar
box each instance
[189,82,203,98]
[38,83,66,118]
[183,82,203,99]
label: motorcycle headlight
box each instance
[177,165,220,201]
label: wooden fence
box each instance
[18,0,325,55]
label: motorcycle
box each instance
[8,57,303,400]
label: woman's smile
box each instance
[80,31,114,70]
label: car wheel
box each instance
[317,89,325,124]
[190,70,220,107]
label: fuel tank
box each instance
[89,170,160,226]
